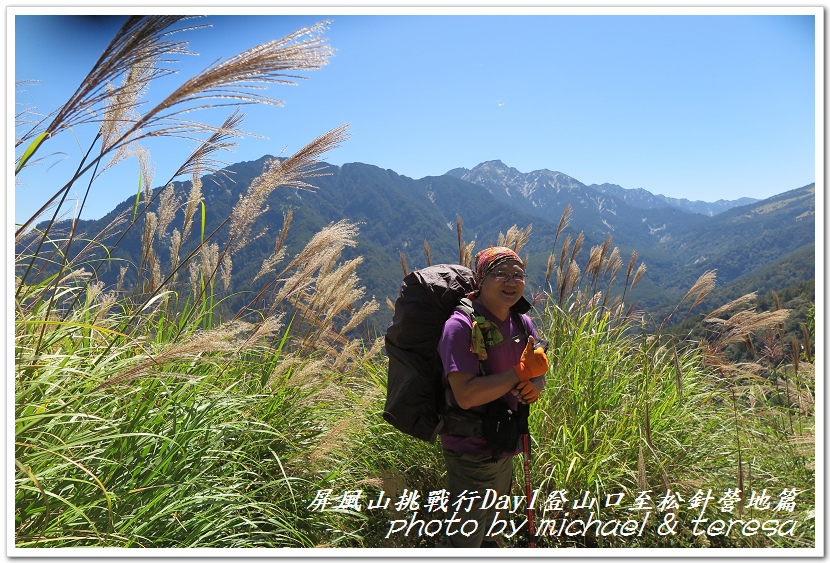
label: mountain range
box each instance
[448,160,759,218]
[30,157,816,330]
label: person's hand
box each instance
[513,379,540,404]
[513,336,549,381]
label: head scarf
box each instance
[473,246,524,286]
[466,246,525,359]
[468,246,525,300]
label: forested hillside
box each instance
[26,157,815,332]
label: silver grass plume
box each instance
[560,259,580,298]
[96,21,335,160]
[545,251,556,285]
[253,247,287,285]
[149,21,333,118]
[220,254,232,292]
[156,184,180,242]
[624,250,638,288]
[275,209,292,253]
[599,235,613,270]
[605,247,621,277]
[117,265,129,293]
[514,224,532,253]
[91,320,251,391]
[584,244,602,277]
[703,293,757,321]
[339,299,380,336]
[252,210,290,284]
[225,124,349,256]
[40,16,196,139]
[99,47,155,171]
[273,221,359,305]
[58,268,92,286]
[306,257,363,313]
[332,339,361,373]
[93,291,118,325]
[242,313,285,348]
[169,228,183,280]
[363,336,385,362]
[278,220,358,276]
[681,269,716,312]
[58,20,334,172]
[141,211,158,261]
[173,109,245,179]
[323,285,365,326]
[631,262,647,289]
[86,280,105,304]
[498,224,530,251]
[96,208,131,242]
[182,168,203,237]
[553,205,572,248]
[149,251,162,293]
[462,241,475,269]
[559,235,572,276]
[188,261,200,295]
[139,145,155,208]
[200,242,219,282]
[570,232,584,263]
[718,309,792,346]
[399,250,408,277]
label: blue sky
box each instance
[13,9,819,223]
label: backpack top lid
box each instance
[385,264,476,357]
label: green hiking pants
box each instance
[437,448,514,548]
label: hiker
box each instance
[436,247,548,548]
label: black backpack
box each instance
[383,263,531,443]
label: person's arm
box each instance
[447,367,522,410]
[448,335,545,409]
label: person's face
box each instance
[477,259,525,314]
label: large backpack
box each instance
[383,263,530,443]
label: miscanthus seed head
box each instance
[183,170,203,236]
[169,228,182,276]
[156,184,180,242]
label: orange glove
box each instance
[515,380,540,404]
[513,338,549,381]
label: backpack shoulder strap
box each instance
[454,297,476,320]
[444,298,483,391]
[487,310,529,350]
[515,310,530,342]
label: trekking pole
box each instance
[518,402,535,548]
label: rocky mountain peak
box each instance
[447,161,762,217]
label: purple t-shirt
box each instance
[437,300,538,456]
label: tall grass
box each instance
[15,16,369,548]
[15,282,371,547]
[333,209,815,549]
